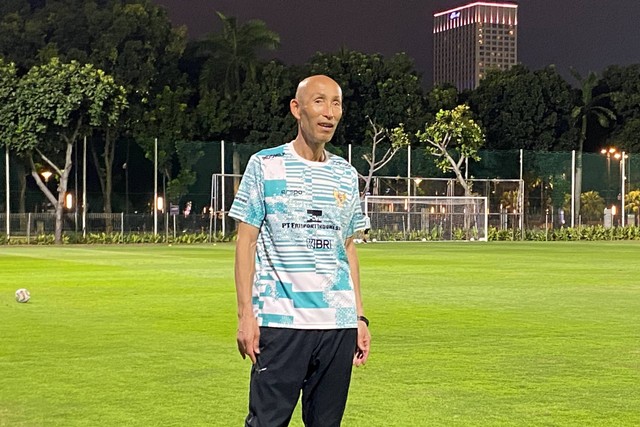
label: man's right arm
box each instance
[235,221,261,364]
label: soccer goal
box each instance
[364,196,489,241]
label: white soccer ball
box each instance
[15,288,30,303]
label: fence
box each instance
[2,143,640,238]
[0,212,219,242]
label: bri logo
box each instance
[307,238,333,250]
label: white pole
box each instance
[407,144,411,196]
[570,150,576,228]
[519,149,524,236]
[348,144,352,164]
[5,146,10,237]
[82,136,87,238]
[154,137,158,236]
[407,145,411,232]
[621,151,626,227]
[221,140,226,236]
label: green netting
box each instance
[4,141,640,232]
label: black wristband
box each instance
[357,315,369,327]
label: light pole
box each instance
[600,147,619,206]
[620,151,627,227]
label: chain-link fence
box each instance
[3,144,640,237]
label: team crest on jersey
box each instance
[333,190,347,207]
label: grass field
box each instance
[1,242,639,426]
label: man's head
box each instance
[290,75,343,146]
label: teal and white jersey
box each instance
[229,142,367,330]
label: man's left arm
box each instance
[346,237,370,366]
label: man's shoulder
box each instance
[327,152,357,173]
[253,143,288,160]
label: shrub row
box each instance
[0,232,233,245]
[368,225,640,242]
[2,226,640,245]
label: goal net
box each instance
[364,196,488,241]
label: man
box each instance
[230,74,371,427]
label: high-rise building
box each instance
[433,2,518,91]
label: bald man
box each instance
[230,75,371,426]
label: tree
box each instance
[306,50,427,146]
[600,64,640,152]
[135,85,202,205]
[425,83,459,120]
[0,0,189,215]
[0,58,17,144]
[0,0,45,72]
[468,65,576,151]
[197,11,280,99]
[359,119,410,197]
[197,60,296,146]
[191,12,281,186]
[83,0,188,215]
[564,191,605,224]
[416,105,485,196]
[8,58,127,243]
[571,70,616,225]
[625,190,640,223]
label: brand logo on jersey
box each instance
[333,190,347,207]
[307,238,333,250]
[306,209,323,223]
[281,189,304,196]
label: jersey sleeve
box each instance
[229,155,265,228]
[345,170,368,237]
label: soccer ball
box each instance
[15,288,30,303]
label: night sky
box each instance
[152,0,640,85]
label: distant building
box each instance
[433,1,518,91]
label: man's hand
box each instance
[353,321,371,367]
[236,316,260,364]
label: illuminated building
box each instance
[433,1,518,90]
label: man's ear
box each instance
[290,98,301,120]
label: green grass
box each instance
[1,242,639,426]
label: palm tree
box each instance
[571,69,616,225]
[195,12,280,188]
[199,12,280,98]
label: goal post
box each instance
[364,195,489,241]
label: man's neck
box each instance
[292,137,326,162]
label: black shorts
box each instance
[245,327,358,427]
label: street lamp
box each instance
[600,147,629,226]
[40,170,53,183]
[620,151,627,227]
[600,147,619,205]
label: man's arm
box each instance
[235,221,261,363]
[345,236,371,366]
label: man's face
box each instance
[291,76,343,146]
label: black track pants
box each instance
[244,327,358,427]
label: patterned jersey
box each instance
[229,142,367,329]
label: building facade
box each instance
[433,1,518,91]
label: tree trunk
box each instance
[574,118,587,226]
[91,128,117,233]
[53,141,74,244]
[16,160,26,213]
